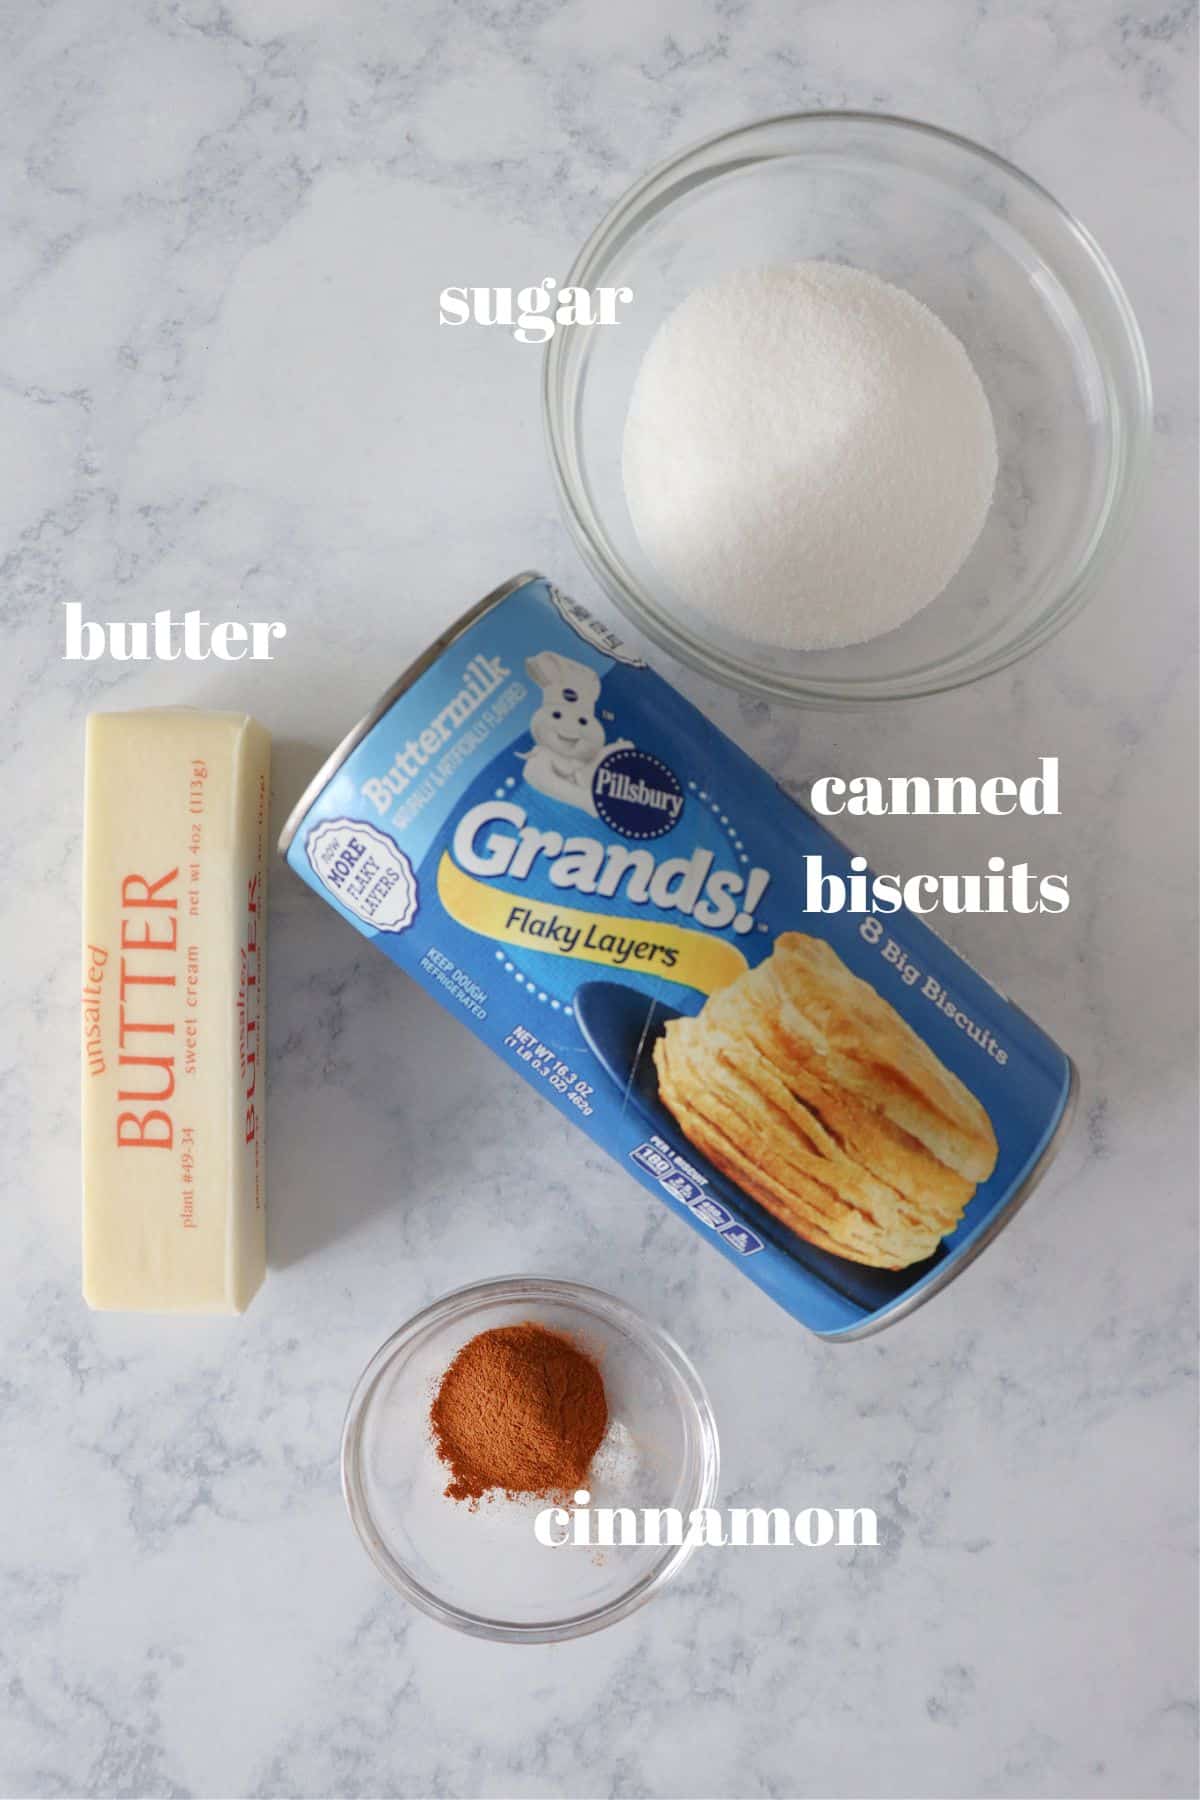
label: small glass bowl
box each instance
[544,112,1152,706]
[340,1277,719,1643]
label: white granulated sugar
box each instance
[586,1418,641,1501]
[621,262,998,652]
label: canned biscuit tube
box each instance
[280,574,1075,1338]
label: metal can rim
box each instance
[276,570,544,859]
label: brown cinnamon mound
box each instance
[430,1321,608,1504]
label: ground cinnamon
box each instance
[430,1321,608,1504]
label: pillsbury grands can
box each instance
[279,574,1075,1339]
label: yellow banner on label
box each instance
[436,854,749,994]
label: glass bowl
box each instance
[341,1277,719,1643]
[544,112,1152,706]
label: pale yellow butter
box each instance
[81,710,270,1313]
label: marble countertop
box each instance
[1,2,1196,1797]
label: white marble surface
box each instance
[1,2,1197,1796]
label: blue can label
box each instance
[283,575,1073,1337]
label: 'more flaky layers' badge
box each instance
[306,817,419,934]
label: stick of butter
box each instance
[82,710,270,1313]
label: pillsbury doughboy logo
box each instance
[519,649,633,814]
[593,747,683,841]
[518,647,683,839]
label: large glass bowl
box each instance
[341,1278,719,1643]
[544,112,1151,706]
